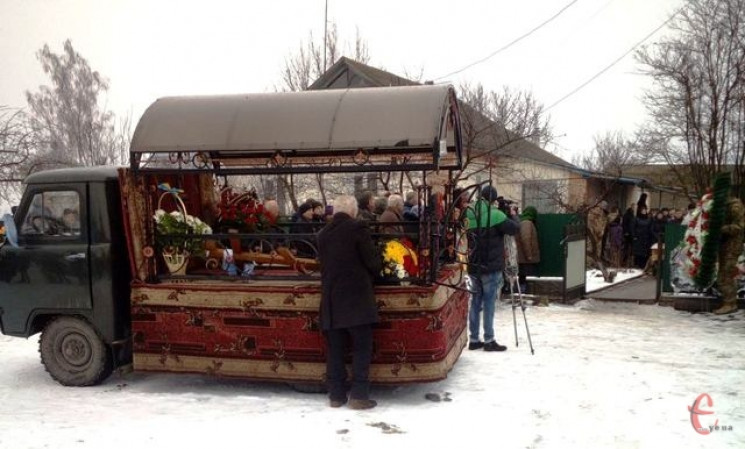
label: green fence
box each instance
[535,213,581,277]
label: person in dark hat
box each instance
[463,184,520,352]
[290,201,318,258]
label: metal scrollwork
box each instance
[352,148,369,166]
[192,152,211,169]
[268,151,288,167]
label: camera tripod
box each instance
[505,272,535,355]
[503,235,535,355]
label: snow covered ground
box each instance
[1,297,743,449]
[585,268,644,293]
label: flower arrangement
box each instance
[678,173,732,289]
[380,238,418,280]
[217,187,272,233]
[680,190,713,279]
[153,208,212,255]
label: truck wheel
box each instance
[39,317,112,386]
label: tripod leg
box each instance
[515,281,535,355]
[509,276,518,347]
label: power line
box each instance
[546,7,682,111]
[434,0,579,81]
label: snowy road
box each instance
[1,301,743,449]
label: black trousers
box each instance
[324,324,373,402]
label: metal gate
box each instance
[562,221,586,302]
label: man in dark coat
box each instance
[317,195,382,410]
[621,204,636,267]
[632,206,654,269]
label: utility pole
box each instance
[323,0,328,71]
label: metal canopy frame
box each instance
[129,85,463,175]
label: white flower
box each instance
[395,264,406,279]
[153,209,166,221]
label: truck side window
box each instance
[20,191,81,237]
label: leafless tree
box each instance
[0,107,35,206]
[25,39,131,170]
[455,83,553,184]
[635,0,745,198]
[278,23,370,92]
[573,131,650,175]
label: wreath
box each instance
[679,173,731,289]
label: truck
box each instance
[0,84,472,388]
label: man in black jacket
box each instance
[317,195,382,410]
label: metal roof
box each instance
[24,166,121,184]
[130,84,457,155]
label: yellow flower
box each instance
[383,240,408,265]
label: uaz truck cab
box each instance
[0,167,131,385]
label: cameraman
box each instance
[464,185,520,352]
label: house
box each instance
[309,57,594,213]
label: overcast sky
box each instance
[0,0,683,162]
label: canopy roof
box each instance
[130,85,462,174]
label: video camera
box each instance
[496,196,518,215]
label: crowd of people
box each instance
[280,187,717,408]
[588,194,692,272]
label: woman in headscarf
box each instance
[516,206,540,293]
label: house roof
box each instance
[309,57,418,90]
[309,57,575,169]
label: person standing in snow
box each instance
[587,200,609,266]
[621,203,636,268]
[632,206,654,269]
[464,185,520,352]
[713,193,744,315]
[516,205,540,293]
[317,195,381,410]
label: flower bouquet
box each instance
[153,187,212,275]
[379,238,418,284]
[217,187,273,233]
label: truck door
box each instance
[0,186,91,337]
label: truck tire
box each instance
[39,316,112,386]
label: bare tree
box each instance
[279,23,371,92]
[25,39,131,170]
[635,0,745,198]
[455,83,553,184]
[0,107,35,206]
[276,24,373,208]
[573,131,650,175]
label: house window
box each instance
[522,181,559,214]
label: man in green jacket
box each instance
[464,185,520,352]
